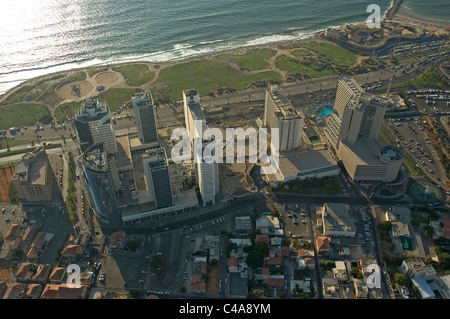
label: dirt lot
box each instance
[95,71,119,85]
[0,166,15,203]
[206,265,220,295]
[56,80,93,100]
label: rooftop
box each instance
[75,99,110,123]
[340,137,384,166]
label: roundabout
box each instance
[412,182,440,202]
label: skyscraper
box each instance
[183,89,220,206]
[325,76,403,182]
[132,92,159,145]
[264,85,304,151]
[80,142,122,225]
[74,99,117,154]
[143,148,173,209]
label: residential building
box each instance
[183,89,219,206]
[316,236,331,253]
[264,84,304,151]
[80,142,122,225]
[321,203,356,237]
[12,147,54,203]
[401,259,436,281]
[132,92,159,146]
[324,76,403,182]
[235,216,252,234]
[437,274,450,299]
[74,99,117,153]
[41,283,87,299]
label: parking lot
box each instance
[283,203,311,239]
[386,116,446,186]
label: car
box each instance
[302,220,307,224]
[1,208,5,214]
[11,209,15,214]
[5,218,10,223]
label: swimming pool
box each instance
[319,107,333,117]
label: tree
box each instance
[377,221,392,232]
[151,256,163,271]
[394,273,408,287]
[128,290,140,299]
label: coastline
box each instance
[0,0,446,102]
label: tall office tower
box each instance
[325,76,387,149]
[195,141,220,206]
[132,92,159,145]
[80,142,122,225]
[325,76,402,182]
[263,85,304,151]
[74,99,118,154]
[183,89,220,206]
[143,148,173,209]
[183,89,207,140]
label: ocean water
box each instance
[0,0,445,95]
[398,0,450,25]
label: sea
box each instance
[0,0,448,96]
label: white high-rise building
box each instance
[183,89,219,206]
[325,76,403,182]
[264,85,304,151]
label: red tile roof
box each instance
[49,267,66,282]
[32,264,51,282]
[41,283,86,299]
[228,257,238,268]
[255,235,270,244]
[61,244,84,257]
[31,232,46,249]
[266,256,282,266]
[15,263,34,280]
[266,277,284,287]
[5,224,20,241]
[317,236,330,252]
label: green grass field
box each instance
[303,42,356,67]
[112,64,155,87]
[98,88,141,110]
[402,67,447,87]
[1,85,33,105]
[292,49,310,57]
[214,48,276,71]
[0,103,52,129]
[54,101,81,119]
[87,67,111,78]
[403,157,419,175]
[157,60,281,100]
[276,55,337,77]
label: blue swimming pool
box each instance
[319,107,333,117]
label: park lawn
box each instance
[214,48,276,71]
[0,103,52,130]
[276,55,337,77]
[403,67,447,87]
[88,66,111,78]
[112,64,155,87]
[292,49,310,57]
[157,60,281,99]
[403,157,419,175]
[1,85,33,105]
[54,101,81,119]
[98,88,141,110]
[24,82,51,101]
[302,42,356,67]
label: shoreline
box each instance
[0,1,447,101]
